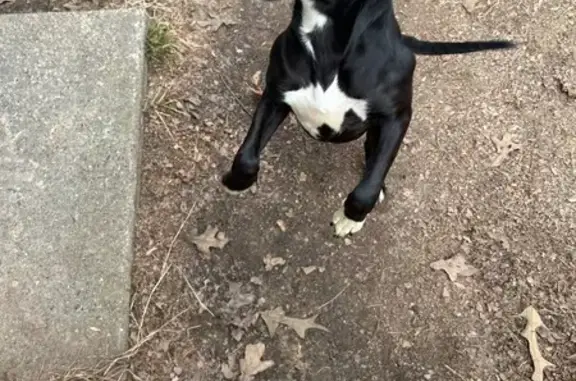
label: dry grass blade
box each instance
[220,74,252,117]
[316,284,349,310]
[51,307,191,380]
[177,266,216,317]
[137,202,197,339]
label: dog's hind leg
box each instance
[332,111,410,237]
[222,91,289,193]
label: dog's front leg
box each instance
[332,112,410,237]
[222,91,289,193]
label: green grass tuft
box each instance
[146,20,176,64]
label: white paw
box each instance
[332,208,365,237]
[378,189,385,204]
[224,187,251,196]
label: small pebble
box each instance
[276,220,287,232]
[401,340,413,348]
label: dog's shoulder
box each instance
[264,28,314,95]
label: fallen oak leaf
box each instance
[239,342,274,381]
[430,254,478,282]
[261,307,329,339]
[282,314,329,339]
[260,307,284,337]
[196,18,237,31]
[190,225,229,255]
[461,0,478,13]
[520,306,554,381]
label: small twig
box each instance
[164,202,197,271]
[521,306,555,381]
[138,202,197,339]
[154,108,175,141]
[178,266,216,317]
[137,263,172,340]
[444,364,467,381]
[316,284,349,310]
[105,307,191,375]
[220,74,252,117]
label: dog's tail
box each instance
[402,35,515,55]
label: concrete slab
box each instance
[0,9,147,379]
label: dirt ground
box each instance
[2,0,575,380]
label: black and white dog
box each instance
[222,0,514,237]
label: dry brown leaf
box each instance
[261,307,329,339]
[191,225,229,255]
[249,70,264,96]
[63,1,82,10]
[461,0,478,13]
[251,71,262,87]
[221,363,236,380]
[232,312,260,330]
[263,254,286,271]
[196,18,237,31]
[221,353,237,379]
[239,342,274,381]
[520,306,554,381]
[491,133,521,167]
[430,254,478,282]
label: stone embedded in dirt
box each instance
[276,219,287,232]
[430,254,478,282]
[239,342,274,381]
[401,340,413,348]
[250,276,263,285]
[263,254,286,271]
[301,266,317,275]
[190,225,229,255]
[261,306,329,339]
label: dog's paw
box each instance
[378,189,385,204]
[223,186,253,196]
[221,171,256,195]
[331,208,365,237]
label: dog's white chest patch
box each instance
[283,76,368,139]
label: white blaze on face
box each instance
[283,76,368,138]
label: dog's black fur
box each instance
[222,0,514,236]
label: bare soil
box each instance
[2,0,575,380]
